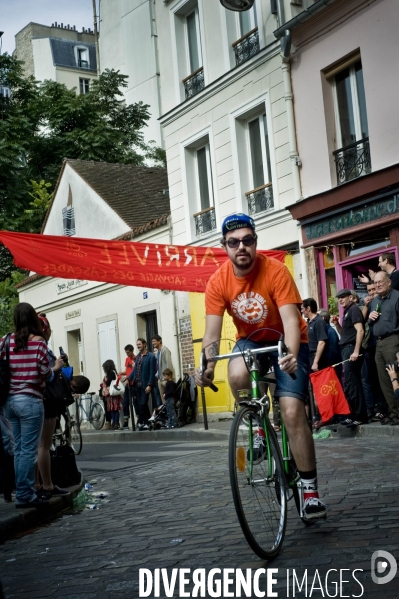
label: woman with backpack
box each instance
[1,303,64,508]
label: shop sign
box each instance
[304,193,399,241]
[56,279,88,294]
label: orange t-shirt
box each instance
[205,253,307,343]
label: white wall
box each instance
[43,164,131,239]
[99,0,162,146]
[32,39,56,81]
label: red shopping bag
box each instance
[310,367,350,422]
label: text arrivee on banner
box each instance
[0,231,286,293]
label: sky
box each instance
[0,0,95,55]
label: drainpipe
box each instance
[276,0,309,296]
[92,0,100,76]
[168,215,183,378]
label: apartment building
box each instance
[99,0,163,146]
[153,0,311,413]
[15,22,97,94]
[281,0,399,309]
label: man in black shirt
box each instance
[301,298,328,371]
[359,252,399,291]
[369,271,399,424]
[334,289,368,425]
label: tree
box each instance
[0,54,164,280]
[0,271,26,337]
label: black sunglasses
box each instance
[223,235,257,249]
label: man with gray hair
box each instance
[369,270,399,424]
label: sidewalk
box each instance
[79,416,399,443]
[0,476,84,544]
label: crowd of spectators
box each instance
[302,252,399,428]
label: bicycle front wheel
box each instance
[69,421,83,455]
[229,406,287,560]
[90,402,106,430]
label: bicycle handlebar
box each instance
[200,334,296,393]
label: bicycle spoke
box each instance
[229,406,287,559]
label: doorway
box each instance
[338,246,398,307]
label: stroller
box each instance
[150,374,197,429]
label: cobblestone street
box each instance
[1,436,399,598]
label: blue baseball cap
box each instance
[222,213,255,237]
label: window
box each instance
[232,6,259,67]
[248,114,271,190]
[186,10,201,74]
[182,7,204,99]
[245,114,273,215]
[62,206,76,236]
[333,60,368,148]
[196,145,213,211]
[74,46,90,69]
[194,144,216,235]
[183,134,216,238]
[79,78,90,95]
[238,7,257,37]
[330,58,371,184]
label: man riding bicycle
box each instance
[195,213,326,521]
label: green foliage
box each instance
[0,55,165,281]
[328,295,338,316]
[0,271,26,337]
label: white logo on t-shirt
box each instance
[231,292,268,324]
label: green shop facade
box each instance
[288,163,399,312]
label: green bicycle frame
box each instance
[249,367,297,488]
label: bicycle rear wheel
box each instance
[90,402,106,430]
[68,421,83,455]
[229,406,287,560]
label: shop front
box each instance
[288,163,399,312]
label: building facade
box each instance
[17,160,184,406]
[15,22,98,94]
[281,0,399,311]
[151,0,311,413]
[98,0,163,146]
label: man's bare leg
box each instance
[279,396,315,472]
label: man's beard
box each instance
[231,250,255,271]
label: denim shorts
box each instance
[230,339,310,402]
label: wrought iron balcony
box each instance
[194,206,216,237]
[78,59,89,69]
[246,183,274,216]
[333,137,371,185]
[183,67,205,100]
[232,28,260,67]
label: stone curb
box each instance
[81,421,399,443]
[81,428,230,443]
[0,470,85,544]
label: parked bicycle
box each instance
[53,403,82,456]
[201,335,323,560]
[76,392,106,431]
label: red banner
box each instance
[0,230,286,293]
[310,367,350,423]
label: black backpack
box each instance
[50,445,81,487]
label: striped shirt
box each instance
[0,333,51,399]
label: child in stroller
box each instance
[148,373,195,429]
